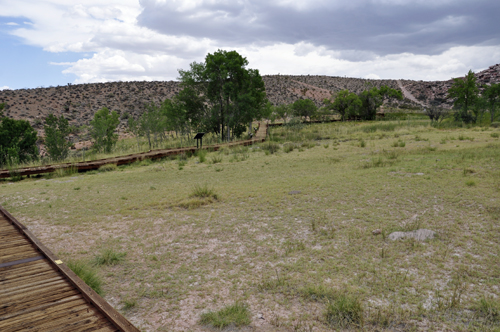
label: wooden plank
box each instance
[0,285,76,314]
[0,269,59,289]
[0,244,39,258]
[0,239,28,250]
[41,309,106,332]
[0,251,41,265]
[0,233,25,243]
[0,290,79,318]
[1,278,68,302]
[0,259,51,278]
[0,300,90,331]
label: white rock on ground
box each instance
[388,229,436,241]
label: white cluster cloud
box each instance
[2,0,499,85]
[0,86,11,90]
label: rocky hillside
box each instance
[1,64,499,130]
[401,63,500,108]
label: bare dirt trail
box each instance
[397,80,426,107]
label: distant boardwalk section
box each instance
[0,205,139,332]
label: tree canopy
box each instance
[358,86,403,120]
[447,70,479,123]
[178,50,268,140]
[326,90,362,121]
[0,117,38,166]
[90,107,120,153]
[44,114,73,161]
[291,99,317,122]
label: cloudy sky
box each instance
[1,0,499,90]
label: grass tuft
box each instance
[92,248,126,266]
[200,302,251,329]
[190,183,218,200]
[474,296,500,322]
[324,293,364,328]
[98,164,118,172]
[66,259,103,295]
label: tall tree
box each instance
[0,117,38,166]
[291,99,317,122]
[358,86,403,120]
[447,70,479,123]
[326,90,362,121]
[44,114,73,161]
[178,50,268,141]
[89,107,119,153]
[481,83,500,123]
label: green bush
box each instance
[98,164,118,172]
[283,143,295,153]
[490,122,500,128]
[210,155,222,164]
[324,293,364,328]
[197,150,207,163]
[261,141,280,154]
[491,132,499,138]
[200,303,251,329]
[66,259,103,295]
[474,296,500,322]
[93,248,126,266]
[190,183,218,200]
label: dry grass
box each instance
[1,119,500,331]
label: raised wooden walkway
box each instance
[0,124,268,179]
[0,206,140,332]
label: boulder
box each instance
[388,229,436,241]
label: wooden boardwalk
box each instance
[0,124,267,179]
[0,206,139,332]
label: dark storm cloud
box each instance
[137,0,500,60]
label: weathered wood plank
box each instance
[0,291,80,319]
[0,251,41,265]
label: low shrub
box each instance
[324,293,364,328]
[474,296,500,322]
[210,155,222,164]
[261,141,280,154]
[93,248,126,266]
[66,259,103,295]
[190,183,218,200]
[200,303,251,329]
[490,122,500,128]
[196,150,207,163]
[491,132,499,138]
[98,164,118,172]
[283,143,295,153]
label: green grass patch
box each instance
[92,248,126,266]
[200,303,251,329]
[66,259,103,295]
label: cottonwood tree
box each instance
[358,86,403,120]
[0,117,38,166]
[89,107,119,153]
[325,90,362,121]
[447,70,479,123]
[481,83,500,123]
[44,114,73,161]
[178,50,268,141]
[291,99,317,122]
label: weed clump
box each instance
[93,248,126,266]
[474,296,500,322]
[261,141,280,154]
[190,183,218,200]
[66,259,103,295]
[98,164,118,172]
[200,303,251,329]
[324,293,364,328]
